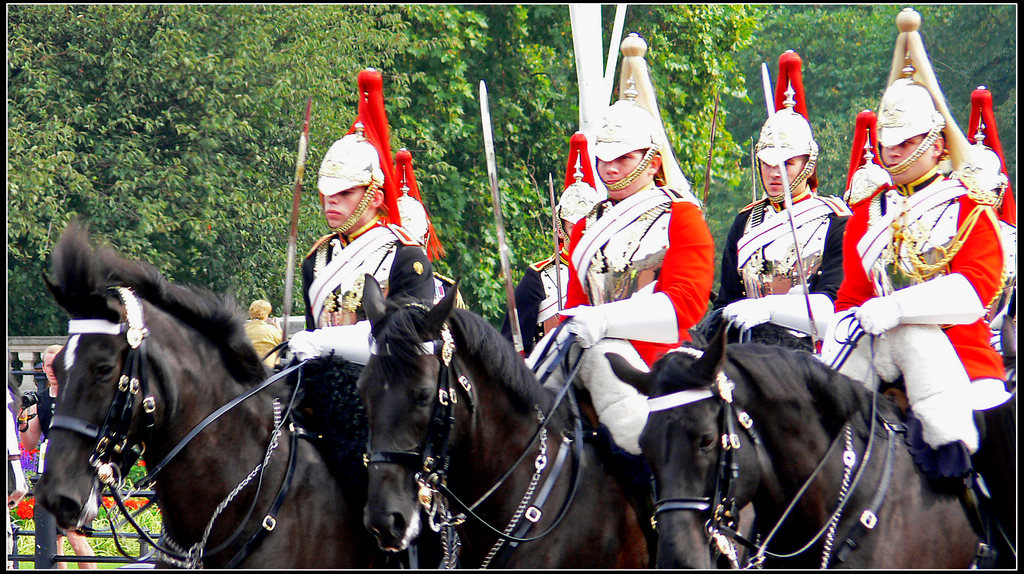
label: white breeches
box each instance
[832,324,986,453]
[529,332,650,455]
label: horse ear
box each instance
[606,352,653,396]
[44,272,71,314]
[692,321,728,383]
[362,274,388,328]
[423,278,459,335]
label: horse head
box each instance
[37,221,265,532]
[607,324,762,568]
[358,274,461,553]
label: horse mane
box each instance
[49,222,266,383]
[449,308,550,413]
[724,343,884,436]
[371,298,548,414]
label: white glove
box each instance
[724,293,835,336]
[561,305,607,349]
[721,299,771,331]
[855,296,901,335]
[560,292,680,349]
[287,329,322,361]
[287,321,373,364]
[855,273,985,336]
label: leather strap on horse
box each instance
[223,423,308,568]
[135,361,303,490]
[833,419,901,564]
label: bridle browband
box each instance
[364,313,586,568]
[54,286,310,568]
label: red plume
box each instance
[348,68,401,226]
[774,50,809,120]
[563,132,598,189]
[395,148,445,260]
[845,110,882,192]
[968,87,1015,225]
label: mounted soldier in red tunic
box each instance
[527,33,715,456]
[821,10,1014,501]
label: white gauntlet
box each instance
[287,321,373,364]
[561,292,679,348]
[855,274,984,335]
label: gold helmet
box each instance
[876,8,971,176]
[557,132,602,241]
[395,148,445,260]
[755,50,819,201]
[843,110,892,204]
[595,33,692,198]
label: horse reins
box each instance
[650,345,900,568]
[54,286,311,568]
[364,314,587,568]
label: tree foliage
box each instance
[7,4,1016,335]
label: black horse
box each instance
[357,275,650,568]
[607,325,989,569]
[35,222,377,568]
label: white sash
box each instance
[856,180,965,276]
[309,226,398,324]
[571,188,671,286]
[736,198,835,269]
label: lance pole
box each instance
[549,173,563,311]
[701,88,721,207]
[480,81,524,353]
[760,64,819,345]
[750,137,758,203]
[282,96,312,341]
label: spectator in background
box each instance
[19,345,97,569]
[7,375,28,568]
[245,299,283,368]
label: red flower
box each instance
[16,498,34,520]
[136,460,146,467]
[102,497,115,509]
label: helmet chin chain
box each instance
[603,146,659,192]
[883,127,941,176]
[332,183,378,234]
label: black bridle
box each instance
[645,347,762,567]
[51,286,309,568]
[650,345,900,568]
[364,316,586,568]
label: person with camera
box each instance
[19,345,97,569]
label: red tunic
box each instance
[834,178,1005,380]
[564,195,715,366]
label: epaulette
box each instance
[305,233,337,259]
[818,195,853,217]
[529,256,555,272]
[388,224,422,247]
[739,198,769,213]
[433,271,456,286]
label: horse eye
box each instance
[413,388,432,407]
[94,364,114,380]
[698,434,715,452]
